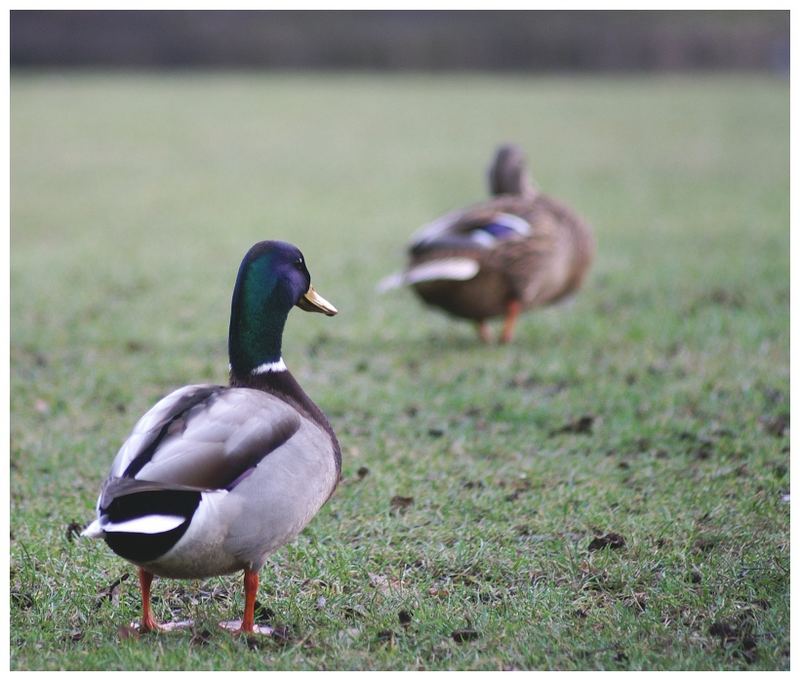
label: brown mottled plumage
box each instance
[379,144,595,343]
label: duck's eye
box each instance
[294,258,305,270]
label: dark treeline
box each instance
[11,10,789,72]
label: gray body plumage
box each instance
[86,383,339,579]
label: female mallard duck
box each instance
[82,240,339,635]
[379,144,594,343]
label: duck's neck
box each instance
[231,362,310,411]
[226,262,340,467]
[228,311,286,376]
[227,259,290,377]
[227,312,323,433]
[491,168,536,197]
[489,149,537,198]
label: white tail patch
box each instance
[405,258,480,284]
[377,258,480,292]
[80,519,105,539]
[376,271,407,293]
[101,514,186,535]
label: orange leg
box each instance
[138,567,160,632]
[500,300,522,344]
[238,568,259,634]
[476,320,491,344]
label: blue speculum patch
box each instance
[468,213,532,246]
[478,222,519,239]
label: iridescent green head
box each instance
[228,241,336,375]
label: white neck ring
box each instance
[250,358,287,375]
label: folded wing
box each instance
[109,384,301,490]
[409,205,533,255]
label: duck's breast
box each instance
[221,417,338,571]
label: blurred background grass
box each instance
[9,10,789,671]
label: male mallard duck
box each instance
[82,240,340,635]
[378,144,594,343]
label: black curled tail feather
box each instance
[100,478,203,564]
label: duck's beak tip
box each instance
[297,286,338,316]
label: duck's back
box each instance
[109,385,300,485]
[407,192,593,318]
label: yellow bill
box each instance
[296,285,338,316]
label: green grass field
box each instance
[10,73,789,670]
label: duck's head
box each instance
[240,240,337,317]
[229,240,337,376]
[487,144,536,197]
